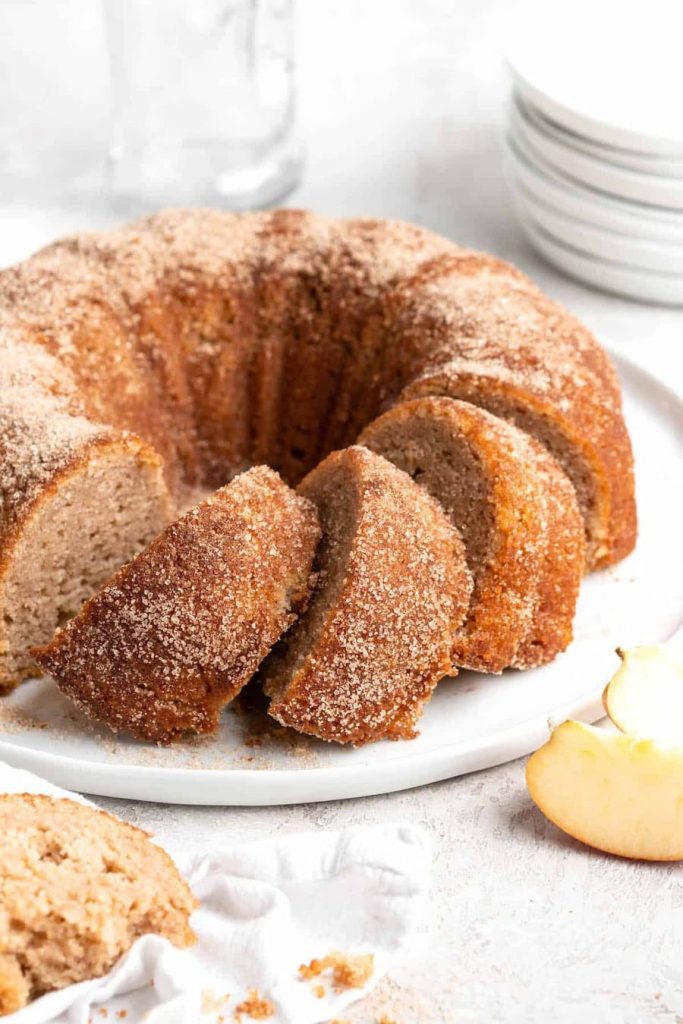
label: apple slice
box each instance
[526,720,683,860]
[603,643,683,743]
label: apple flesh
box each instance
[603,643,683,743]
[526,720,683,861]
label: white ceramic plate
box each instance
[0,353,681,805]
[511,186,683,275]
[510,103,683,210]
[517,97,683,180]
[521,220,683,305]
[504,140,683,245]
[505,1,683,155]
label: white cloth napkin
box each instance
[1,762,431,1023]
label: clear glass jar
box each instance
[105,0,303,211]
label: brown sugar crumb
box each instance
[377,1016,398,1024]
[116,1014,128,1021]
[298,950,375,991]
[313,983,326,998]
[233,989,275,1020]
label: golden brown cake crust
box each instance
[0,793,194,1013]
[33,467,320,743]
[512,442,586,668]
[261,446,473,745]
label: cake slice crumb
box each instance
[298,950,375,991]
[232,989,275,1020]
[330,952,375,991]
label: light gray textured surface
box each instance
[98,766,683,1024]
[2,1,683,1020]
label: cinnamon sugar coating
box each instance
[0,209,636,690]
[512,442,585,669]
[33,467,320,742]
[260,447,472,745]
[359,397,585,672]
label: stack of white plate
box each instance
[503,2,683,304]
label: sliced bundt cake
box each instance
[260,446,473,745]
[359,397,585,671]
[0,210,636,691]
[33,467,320,743]
[0,793,194,1014]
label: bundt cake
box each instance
[0,209,636,693]
[0,793,194,1014]
[259,446,472,745]
[33,467,320,743]
[359,397,585,671]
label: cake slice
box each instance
[0,793,194,1014]
[359,397,585,671]
[260,446,472,745]
[33,466,320,743]
[0,401,174,692]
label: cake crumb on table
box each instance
[232,989,275,1020]
[298,951,375,991]
[298,957,327,980]
[330,953,375,991]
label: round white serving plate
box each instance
[510,103,683,210]
[505,140,683,245]
[521,220,683,306]
[0,353,681,805]
[511,187,683,275]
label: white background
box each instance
[2,1,682,1021]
